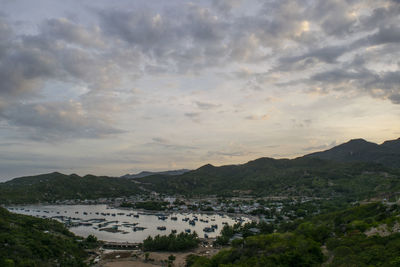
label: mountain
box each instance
[0,172,143,204]
[121,169,191,179]
[137,157,400,199]
[304,138,400,168]
[1,138,399,204]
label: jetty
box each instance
[102,242,140,250]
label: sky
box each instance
[0,0,399,181]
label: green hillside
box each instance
[188,202,400,267]
[0,206,94,266]
[1,138,399,204]
[0,172,143,204]
[137,157,400,200]
[305,138,400,168]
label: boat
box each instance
[203,227,215,233]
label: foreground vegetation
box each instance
[0,206,97,266]
[143,232,199,252]
[188,202,400,266]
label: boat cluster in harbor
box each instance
[6,205,252,243]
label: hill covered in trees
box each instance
[0,206,96,266]
[1,138,399,204]
[137,157,400,200]
[121,169,191,179]
[305,138,400,168]
[188,202,400,267]
[0,172,143,204]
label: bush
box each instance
[142,232,199,252]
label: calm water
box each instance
[7,205,251,243]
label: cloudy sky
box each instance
[0,0,399,180]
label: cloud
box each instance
[195,101,220,110]
[148,137,197,151]
[0,41,58,97]
[0,101,123,140]
[303,141,337,152]
[278,24,400,68]
[1,0,400,179]
[307,67,400,104]
[212,0,242,15]
[207,150,252,157]
[367,24,400,45]
[0,15,130,140]
[41,18,104,48]
[279,44,352,65]
[245,114,270,121]
[185,112,200,118]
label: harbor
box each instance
[6,204,251,243]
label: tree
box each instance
[168,254,176,266]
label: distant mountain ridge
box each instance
[1,137,399,204]
[136,156,400,198]
[304,138,400,168]
[121,169,191,179]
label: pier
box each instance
[102,242,140,250]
